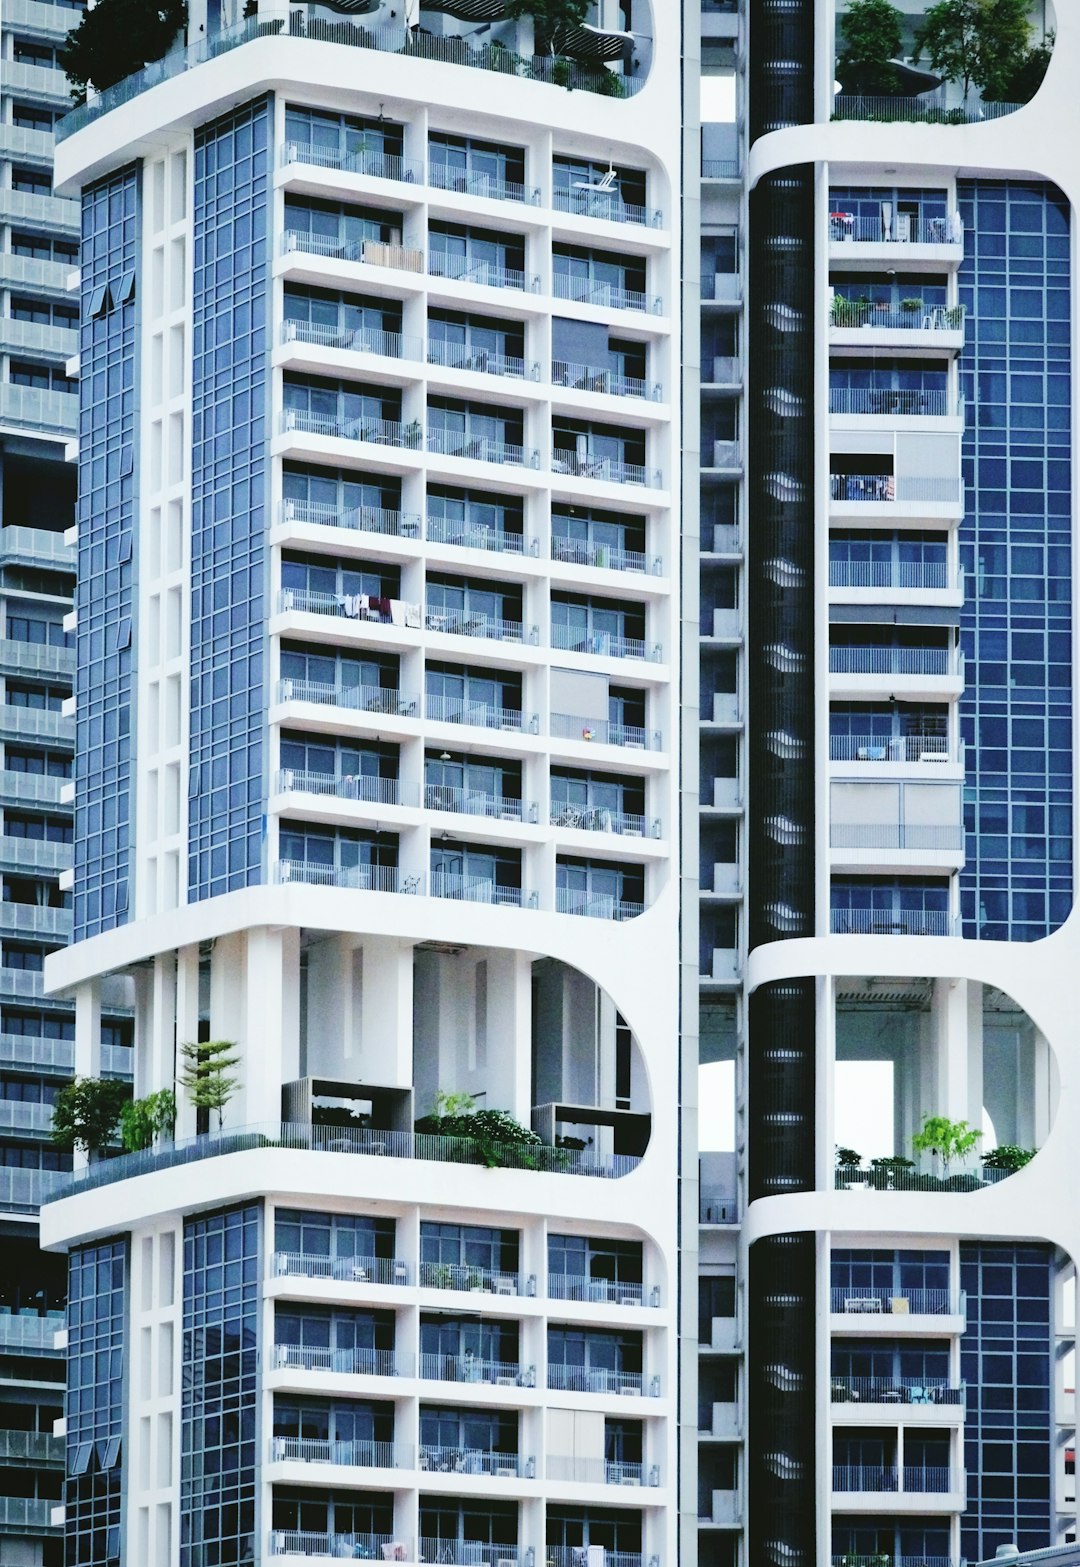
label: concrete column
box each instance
[72,981,101,1171]
[965,980,984,1137]
[360,935,412,1090]
[174,943,201,1139]
[132,968,153,1099]
[932,977,973,1125]
[244,926,294,1126]
[1033,1026,1053,1147]
[150,951,177,1096]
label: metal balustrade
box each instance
[546,1276,656,1307]
[425,609,537,644]
[273,1342,414,1377]
[547,1547,656,1567]
[430,873,538,909]
[701,160,740,179]
[424,786,536,824]
[0,1429,63,1463]
[276,861,419,894]
[551,626,659,662]
[830,1376,964,1405]
[270,1435,412,1469]
[552,190,663,228]
[547,1365,657,1396]
[425,695,537,733]
[282,139,423,184]
[280,318,423,362]
[429,254,540,293]
[281,499,421,537]
[420,1446,534,1477]
[427,518,535,556]
[551,362,661,402]
[419,1260,525,1294]
[420,1543,528,1567]
[276,678,419,718]
[272,1251,411,1286]
[555,891,645,924]
[829,907,952,936]
[699,1192,738,1224]
[829,735,951,763]
[903,1466,953,1492]
[829,212,962,242]
[552,276,661,315]
[551,452,661,488]
[547,1456,659,1486]
[418,1355,535,1387]
[428,341,537,381]
[550,714,661,751]
[830,303,965,331]
[428,165,540,206]
[550,538,662,575]
[832,1558,959,1567]
[269,1530,402,1560]
[830,823,963,851]
[549,805,659,839]
[832,1465,898,1492]
[836,1165,1011,1192]
[829,560,949,590]
[0,1312,63,1348]
[281,229,425,272]
[829,474,962,504]
[277,587,423,626]
[275,770,415,808]
[829,646,952,676]
[832,93,1020,123]
[281,407,423,448]
[427,430,540,468]
[0,526,75,564]
[829,388,959,417]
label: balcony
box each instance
[276,678,419,719]
[551,627,660,662]
[418,1355,535,1388]
[829,389,961,418]
[555,890,646,922]
[425,786,537,825]
[550,714,662,751]
[281,229,425,274]
[430,255,540,295]
[699,1191,737,1224]
[276,860,420,895]
[425,696,538,734]
[0,1430,63,1464]
[418,1261,528,1295]
[0,1498,55,1530]
[420,1447,534,1478]
[829,302,965,337]
[707,440,740,470]
[281,407,423,450]
[277,587,423,628]
[424,609,538,645]
[547,1549,655,1567]
[282,138,422,185]
[829,561,951,591]
[0,1165,66,1214]
[270,1531,404,1560]
[828,647,955,678]
[552,277,662,316]
[829,907,953,937]
[272,1342,414,1377]
[551,452,662,488]
[830,474,963,511]
[832,93,1020,123]
[0,1312,64,1350]
[0,526,75,569]
[547,1456,659,1487]
[547,1366,658,1397]
[551,363,661,402]
[702,160,740,180]
[427,430,540,469]
[830,1376,964,1406]
[832,1464,955,1494]
[430,872,538,910]
[275,771,416,809]
[270,1435,413,1469]
[829,212,962,245]
[829,735,953,764]
[830,824,964,853]
[552,190,662,229]
[0,383,76,437]
[547,1277,658,1307]
[549,805,660,840]
[273,1250,411,1286]
[429,164,540,207]
[429,341,539,382]
[428,517,535,556]
[551,538,662,576]
[836,1164,1011,1193]
[280,318,423,363]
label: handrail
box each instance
[425,785,536,824]
[552,275,662,315]
[281,407,423,448]
[832,93,1021,123]
[281,229,425,273]
[828,646,952,676]
[425,695,537,733]
[555,890,646,922]
[830,302,966,331]
[427,429,540,468]
[551,626,659,661]
[281,498,422,538]
[552,189,662,228]
[275,769,415,808]
[829,474,962,504]
[282,139,422,184]
[828,908,953,936]
[829,560,949,589]
[551,361,661,401]
[830,1375,964,1405]
[418,1356,536,1388]
[829,387,960,417]
[428,340,538,381]
[280,317,423,361]
[429,253,540,294]
[270,1434,412,1469]
[549,804,660,839]
[551,536,662,575]
[276,678,418,718]
[272,1251,410,1286]
[830,823,963,851]
[428,163,540,207]
[551,451,662,487]
[550,713,662,751]
[273,1342,414,1377]
[829,734,951,763]
[430,872,538,909]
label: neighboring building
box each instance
[39,4,689,1567]
[0,3,133,1562]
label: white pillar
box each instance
[932,977,972,1125]
[174,943,201,1139]
[243,926,296,1126]
[72,981,101,1171]
[150,951,177,1097]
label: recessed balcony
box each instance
[547,1456,660,1487]
[549,805,660,840]
[831,1463,956,1495]
[552,277,662,316]
[828,907,954,937]
[277,678,419,720]
[424,786,538,826]
[552,190,663,230]
[829,735,956,765]
[269,1530,406,1561]
[281,229,425,275]
[430,254,541,295]
[430,871,539,910]
[425,695,538,735]
[829,388,962,419]
[270,1434,413,1470]
[555,889,646,922]
[546,1366,659,1397]
[419,1355,536,1388]
[279,318,424,364]
[829,301,965,352]
[424,609,539,646]
[551,362,662,403]
[280,407,423,450]
[830,1376,964,1407]
[546,1276,659,1308]
[551,627,661,663]
[549,714,663,752]
[550,451,663,489]
[428,163,540,208]
[275,770,416,810]
[550,537,663,576]
[429,340,539,382]
[427,430,540,469]
[420,1446,536,1478]
[272,1342,415,1377]
[280,497,422,540]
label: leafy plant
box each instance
[505,0,588,55]
[835,1147,863,1169]
[119,1088,176,1153]
[911,1114,982,1177]
[982,1143,1036,1172]
[914,0,1033,103]
[900,297,923,311]
[987,29,1053,103]
[416,1094,548,1169]
[51,1077,128,1157]
[180,1040,240,1131]
[61,0,188,101]
[837,0,904,94]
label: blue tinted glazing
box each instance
[189,97,271,900]
[65,1238,126,1566]
[958,181,1072,941]
[959,1242,1053,1559]
[74,166,139,940]
[182,1203,261,1566]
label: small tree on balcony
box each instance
[914,0,1032,104]
[62,0,188,102]
[51,1077,128,1158]
[837,0,904,95]
[180,1040,240,1132]
[504,0,589,56]
[911,1114,982,1178]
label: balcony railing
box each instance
[829,560,949,590]
[553,276,661,315]
[0,1166,67,1212]
[428,340,539,381]
[282,139,422,184]
[281,496,422,537]
[829,907,952,937]
[699,1191,738,1224]
[424,609,538,644]
[0,1430,62,1464]
[551,452,661,488]
[277,587,423,626]
[418,1356,536,1387]
[702,160,740,179]
[708,440,741,469]
[829,212,962,243]
[425,695,538,734]
[551,626,660,662]
[831,1376,964,1405]
[275,770,414,808]
[547,1276,657,1307]
[829,735,950,763]
[272,1250,410,1286]
[420,1446,534,1477]
[270,1531,402,1560]
[832,92,1020,123]
[47,1122,642,1204]
[836,1165,1011,1193]
[830,823,964,852]
[833,1465,898,1492]
[547,1456,660,1486]
[549,805,660,839]
[281,407,423,449]
[830,303,965,331]
[830,474,962,505]
[427,429,540,468]
[430,253,540,293]
[556,889,646,922]
[551,362,661,402]
[276,678,419,719]
[832,1559,960,1567]
[429,163,540,207]
[829,647,952,677]
[272,1342,414,1377]
[547,1366,658,1396]
[430,872,538,909]
[551,537,662,575]
[419,1260,527,1294]
[276,860,419,895]
[427,517,536,556]
[550,713,662,751]
[281,228,425,273]
[547,1547,655,1567]
[424,786,537,824]
[280,318,423,361]
[829,388,959,417]
[270,1435,412,1469]
[0,1312,64,1349]
[552,189,663,228]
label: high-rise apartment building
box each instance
[38,4,691,1566]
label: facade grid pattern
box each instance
[65,1238,127,1567]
